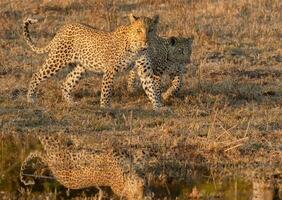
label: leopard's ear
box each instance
[129,13,139,22]
[152,15,159,24]
[189,35,195,41]
[169,36,177,46]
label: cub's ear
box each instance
[129,13,139,22]
[152,15,159,24]
[169,36,177,46]
[187,36,194,45]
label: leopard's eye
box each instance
[178,48,184,54]
[137,29,142,33]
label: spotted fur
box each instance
[23,15,162,109]
[20,133,152,200]
[128,36,193,101]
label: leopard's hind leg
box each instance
[62,64,86,104]
[27,50,71,103]
[20,151,47,186]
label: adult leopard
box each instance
[23,15,162,109]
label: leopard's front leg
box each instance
[153,75,162,99]
[127,69,138,93]
[135,54,163,110]
[162,66,183,101]
[100,70,116,108]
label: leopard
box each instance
[23,14,163,110]
[20,133,153,200]
[127,35,193,102]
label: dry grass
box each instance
[0,0,282,199]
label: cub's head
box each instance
[127,14,159,53]
[167,36,194,64]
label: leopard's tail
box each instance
[23,18,50,54]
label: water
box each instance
[2,164,280,199]
[0,135,281,199]
[1,169,255,199]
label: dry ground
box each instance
[0,0,282,199]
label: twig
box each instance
[207,98,219,138]
[216,124,237,141]
[224,137,249,148]
[244,120,251,137]
[21,173,55,180]
[224,144,243,152]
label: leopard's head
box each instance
[126,14,159,54]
